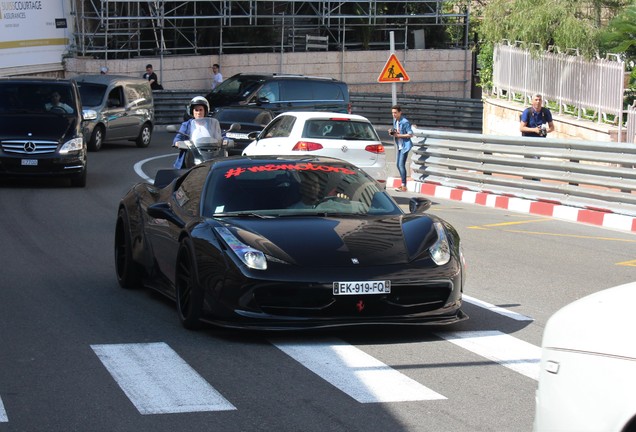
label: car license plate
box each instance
[333,280,391,295]
[21,159,38,166]
[226,132,250,140]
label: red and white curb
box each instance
[388,177,636,234]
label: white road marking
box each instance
[463,295,534,321]
[272,338,446,403]
[133,154,173,183]
[437,330,541,380]
[91,342,236,414]
[0,395,7,422]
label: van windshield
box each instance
[77,83,108,107]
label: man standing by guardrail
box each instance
[520,94,555,138]
[389,105,414,192]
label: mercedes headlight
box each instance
[59,137,84,154]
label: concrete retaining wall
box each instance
[483,97,625,142]
[64,49,471,97]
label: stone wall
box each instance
[483,97,626,142]
[64,49,471,97]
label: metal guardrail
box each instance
[409,128,636,217]
[152,91,485,131]
[350,93,483,132]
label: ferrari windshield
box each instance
[202,161,401,217]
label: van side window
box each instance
[107,87,124,108]
[281,80,313,101]
[311,81,344,101]
[124,84,150,106]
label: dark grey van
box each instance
[73,74,154,151]
[204,73,350,115]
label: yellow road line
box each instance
[469,218,552,229]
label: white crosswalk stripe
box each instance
[272,338,446,403]
[437,330,541,380]
[2,301,544,422]
[463,295,534,321]
[91,342,236,414]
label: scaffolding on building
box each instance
[68,0,471,59]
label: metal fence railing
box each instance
[410,128,636,218]
[492,43,625,129]
[628,103,636,144]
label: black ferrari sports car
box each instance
[115,155,467,330]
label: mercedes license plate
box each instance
[21,159,38,166]
[333,280,390,295]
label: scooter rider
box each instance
[173,96,222,169]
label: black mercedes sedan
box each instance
[115,155,466,330]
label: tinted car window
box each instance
[303,119,379,140]
[256,82,279,102]
[311,81,345,101]
[261,115,295,138]
[281,80,313,101]
[212,75,264,102]
[202,161,398,216]
[0,83,76,114]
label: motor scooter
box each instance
[166,121,240,169]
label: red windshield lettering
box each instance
[225,163,355,178]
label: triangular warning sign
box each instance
[377,53,410,83]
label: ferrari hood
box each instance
[218,214,437,267]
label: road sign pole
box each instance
[390,31,396,106]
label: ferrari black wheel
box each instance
[175,239,204,330]
[114,208,142,289]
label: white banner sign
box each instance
[0,0,69,69]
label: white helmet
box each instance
[189,96,210,116]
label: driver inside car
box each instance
[45,91,74,113]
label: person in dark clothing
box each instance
[143,64,162,90]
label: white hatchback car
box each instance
[242,112,387,186]
[534,281,636,432]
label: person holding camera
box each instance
[389,105,414,192]
[520,93,554,138]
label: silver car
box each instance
[242,112,387,187]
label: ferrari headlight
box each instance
[59,137,84,154]
[215,227,267,270]
[429,222,451,266]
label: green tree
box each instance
[473,0,631,90]
[600,4,636,60]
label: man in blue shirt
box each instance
[389,105,413,192]
[520,94,555,137]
